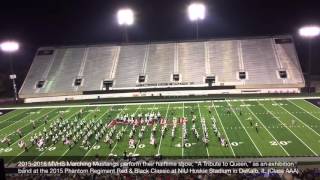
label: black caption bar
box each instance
[4,160,300,175]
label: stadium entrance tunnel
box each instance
[74,78,83,86]
[36,80,45,88]
[205,76,215,87]
[102,80,113,91]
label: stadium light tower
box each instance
[0,41,20,103]
[188,2,206,39]
[117,8,134,43]
[299,25,320,94]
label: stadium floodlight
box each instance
[0,41,19,53]
[188,2,206,39]
[188,2,206,21]
[299,26,320,38]
[117,8,134,26]
[117,8,134,43]
[298,25,320,94]
[0,41,20,103]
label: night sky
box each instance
[0,0,320,97]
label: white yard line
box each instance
[101,105,129,156]
[211,102,236,157]
[109,104,142,156]
[81,108,113,160]
[226,100,263,156]
[273,100,320,138]
[0,109,55,139]
[304,99,320,110]
[109,141,118,155]
[132,140,141,154]
[0,109,52,132]
[57,107,103,160]
[8,108,81,164]
[289,100,320,122]
[133,104,156,155]
[197,103,210,157]
[242,101,290,156]
[258,101,318,156]
[8,108,72,149]
[35,108,84,160]
[0,109,29,124]
[181,102,184,157]
[157,104,170,155]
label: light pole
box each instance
[0,41,20,103]
[188,2,206,40]
[117,8,134,43]
[298,25,320,94]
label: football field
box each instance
[0,98,320,163]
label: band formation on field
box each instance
[0,99,320,163]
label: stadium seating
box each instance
[146,43,175,84]
[20,48,55,95]
[207,40,240,85]
[39,48,85,95]
[19,36,305,99]
[178,42,206,84]
[113,44,147,88]
[241,39,283,85]
[38,48,67,94]
[275,41,305,85]
[78,46,119,91]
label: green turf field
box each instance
[0,98,320,163]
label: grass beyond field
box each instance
[0,98,320,163]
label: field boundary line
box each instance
[242,101,290,156]
[0,101,207,110]
[211,102,236,156]
[274,100,320,138]
[226,100,262,156]
[0,109,53,132]
[258,101,318,156]
[2,96,320,110]
[0,109,55,139]
[0,109,29,125]
[289,100,320,122]
[304,99,320,110]
[197,103,210,157]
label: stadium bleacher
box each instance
[208,40,241,84]
[113,44,147,88]
[78,46,119,91]
[178,41,206,84]
[146,43,175,84]
[241,39,283,85]
[19,36,305,102]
